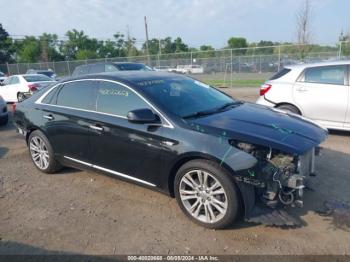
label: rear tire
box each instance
[174,159,240,229]
[28,130,62,174]
[17,92,26,102]
[276,104,300,115]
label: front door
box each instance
[293,65,348,128]
[88,80,166,187]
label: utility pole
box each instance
[144,16,151,65]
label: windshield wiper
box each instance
[216,101,243,111]
[183,101,243,119]
[182,109,218,119]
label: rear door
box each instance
[41,80,98,162]
[293,65,348,128]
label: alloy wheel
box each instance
[29,136,50,170]
[179,169,228,223]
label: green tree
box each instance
[60,29,90,59]
[76,49,98,60]
[39,33,64,62]
[199,45,214,51]
[14,36,41,63]
[0,24,14,63]
[142,38,161,55]
[339,32,350,56]
[227,37,248,55]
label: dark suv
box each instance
[13,71,327,229]
[72,62,153,77]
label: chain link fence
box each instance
[1,43,349,82]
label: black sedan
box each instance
[13,72,327,228]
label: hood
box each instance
[188,102,327,155]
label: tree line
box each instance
[0,23,349,65]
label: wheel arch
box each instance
[25,126,46,145]
[167,152,236,197]
[275,102,303,115]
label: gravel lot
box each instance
[0,87,350,255]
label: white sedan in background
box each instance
[256,60,350,131]
[0,74,56,103]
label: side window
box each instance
[304,65,346,85]
[105,64,118,72]
[96,81,150,116]
[8,76,19,85]
[42,85,61,104]
[72,65,89,77]
[56,81,97,110]
[88,64,104,74]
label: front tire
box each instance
[28,130,62,174]
[174,160,240,229]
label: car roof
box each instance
[29,70,52,72]
[11,74,48,77]
[65,71,185,88]
[285,60,350,70]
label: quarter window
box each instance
[96,81,150,116]
[8,76,20,85]
[303,65,346,85]
[56,81,96,110]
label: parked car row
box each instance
[2,59,347,229]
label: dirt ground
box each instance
[0,87,350,255]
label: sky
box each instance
[0,0,348,48]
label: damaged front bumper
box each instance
[235,146,320,226]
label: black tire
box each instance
[17,92,26,102]
[28,130,62,174]
[276,104,301,115]
[0,115,8,126]
[174,159,240,229]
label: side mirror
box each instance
[127,108,160,124]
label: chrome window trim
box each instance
[64,156,156,187]
[35,78,174,128]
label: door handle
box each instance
[43,114,54,120]
[296,86,308,92]
[89,125,104,131]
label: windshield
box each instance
[115,63,153,71]
[138,78,236,118]
[23,74,53,82]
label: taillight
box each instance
[28,83,39,92]
[260,84,272,96]
[12,103,16,113]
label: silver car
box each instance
[0,95,8,125]
[256,60,350,131]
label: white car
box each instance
[256,60,350,131]
[168,65,204,74]
[0,74,56,103]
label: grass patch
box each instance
[203,79,264,88]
